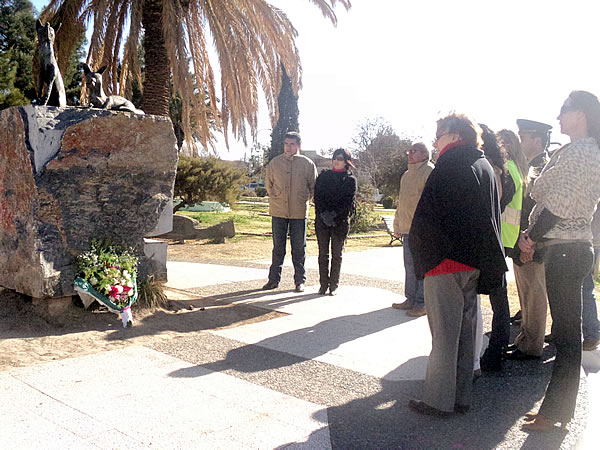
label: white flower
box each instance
[115,285,123,294]
[90,276,98,285]
[126,281,133,288]
[128,290,134,297]
[123,270,129,277]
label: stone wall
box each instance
[0,106,178,298]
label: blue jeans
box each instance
[582,247,600,341]
[268,217,307,285]
[403,233,424,308]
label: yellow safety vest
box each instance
[501,160,523,248]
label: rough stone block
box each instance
[0,106,178,298]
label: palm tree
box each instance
[40,0,351,154]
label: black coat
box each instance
[314,170,356,227]
[409,144,507,294]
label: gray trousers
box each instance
[423,270,480,412]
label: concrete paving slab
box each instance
[211,285,432,381]
[165,261,267,289]
[1,347,329,449]
[254,247,516,283]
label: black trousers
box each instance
[484,275,510,357]
[315,220,348,289]
[538,242,593,423]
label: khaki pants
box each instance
[513,260,548,356]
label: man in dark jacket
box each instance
[408,113,507,417]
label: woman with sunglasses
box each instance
[313,148,357,295]
[519,91,600,432]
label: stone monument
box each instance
[0,105,178,308]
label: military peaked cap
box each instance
[516,119,552,135]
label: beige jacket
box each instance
[266,152,317,219]
[393,161,434,235]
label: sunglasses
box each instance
[333,156,346,161]
[559,104,578,116]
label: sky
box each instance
[32,0,600,160]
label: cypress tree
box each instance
[268,64,299,161]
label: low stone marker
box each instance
[158,215,235,242]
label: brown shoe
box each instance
[583,338,599,351]
[407,306,427,317]
[392,300,413,310]
[521,414,566,432]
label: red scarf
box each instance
[438,139,466,158]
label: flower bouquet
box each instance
[73,240,138,328]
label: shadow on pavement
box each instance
[172,307,411,374]
[278,357,579,449]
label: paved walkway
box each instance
[1,248,598,448]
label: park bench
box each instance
[382,216,401,246]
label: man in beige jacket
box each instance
[263,132,318,292]
[391,142,434,317]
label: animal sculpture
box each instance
[36,19,66,107]
[81,63,144,115]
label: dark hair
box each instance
[479,123,507,173]
[567,90,600,144]
[284,131,301,144]
[332,148,355,170]
[436,113,483,148]
[498,129,528,181]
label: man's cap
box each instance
[516,119,552,135]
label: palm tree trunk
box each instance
[141,0,170,116]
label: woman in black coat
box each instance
[314,148,357,295]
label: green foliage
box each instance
[75,240,138,307]
[382,196,394,209]
[63,35,87,105]
[357,182,375,201]
[268,64,299,161]
[174,156,249,211]
[349,198,378,234]
[0,0,36,108]
[137,275,168,309]
[255,186,267,197]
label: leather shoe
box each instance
[583,338,599,351]
[262,281,279,290]
[544,334,554,343]
[408,399,452,418]
[506,349,540,361]
[454,403,470,414]
[318,285,328,295]
[407,306,427,317]
[295,283,305,293]
[521,414,566,432]
[480,352,503,372]
[392,300,413,310]
[329,287,338,296]
[507,344,517,351]
[510,310,522,324]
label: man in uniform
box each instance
[263,131,317,293]
[507,119,552,360]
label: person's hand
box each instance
[520,250,534,264]
[518,232,536,254]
